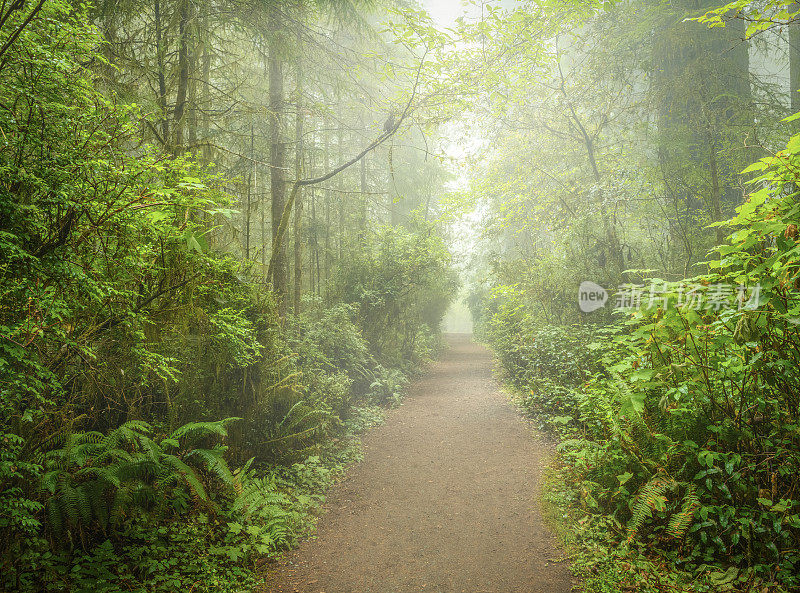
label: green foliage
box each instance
[542,465,761,593]
[331,221,459,367]
[479,127,800,587]
[291,300,371,412]
[627,474,676,541]
[366,365,409,406]
[474,290,601,429]
[666,486,700,540]
[40,418,239,542]
[0,2,456,590]
[693,0,800,38]
[488,198,800,588]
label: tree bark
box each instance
[360,138,367,238]
[153,0,169,148]
[269,6,287,313]
[709,133,725,245]
[324,116,331,296]
[791,4,800,119]
[245,124,254,260]
[173,0,189,153]
[293,27,303,316]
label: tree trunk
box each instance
[791,4,800,119]
[173,0,189,153]
[360,140,367,239]
[153,0,169,148]
[200,7,212,164]
[337,117,344,262]
[708,134,725,245]
[293,28,304,316]
[244,124,254,260]
[323,116,331,297]
[269,7,287,313]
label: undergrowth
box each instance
[491,330,794,593]
[540,462,764,593]
[476,133,800,591]
[6,404,386,593]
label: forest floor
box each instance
[264,334,575,593]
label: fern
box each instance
[262,401,331,460]
[627,475,700,543]
[46,496,63,537]
[187,446,234,486]
[169,417,240,443]
[160,454,209,501]
[611,370,645,419]
[40,418,237,543]
[230,473,298,553]
[627,474,676,541]
[666,486,700,539]
[232,475,289,517]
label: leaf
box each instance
[740,160,768,174]
[787,133,800,153]
[227,522,243,535]
[709,567,739,585]
[621,391,646,415]
[771,500,790,513]
[186,233,202,253]
[146,210,171,224]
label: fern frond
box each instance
[88,481,109,529]
[40,470,62,494]
[101,421,150,451]
[666,486,700,539]
[161,454,208,501]
[61,483,80,526]
[169,417,240,443]
[186,446,234,486]
[160,437,180,450]
[627,474,676,541]
[47,497,64,537]
[75,486,92,525]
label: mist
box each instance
[2,0,799,591]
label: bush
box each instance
[331,221,459,367]
[477,131,800,586]
[366,365,409,406]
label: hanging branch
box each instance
[0,0,46,74]
[266,47,428,285]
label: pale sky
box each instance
[422,0,522,27]
[422,0,480,27]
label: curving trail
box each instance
[265,334,574,593]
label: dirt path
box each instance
[265,334,574,593]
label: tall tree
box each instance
[269,4,288,312]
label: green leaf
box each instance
[227,522,243,535]
[740,160,768,174]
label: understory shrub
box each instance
[331,221,459,368]
[0,4,456,590]
[476,130,800,590]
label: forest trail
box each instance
[265,334,574,593]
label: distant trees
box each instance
[462,0,792,303]
[89,0,447,315]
